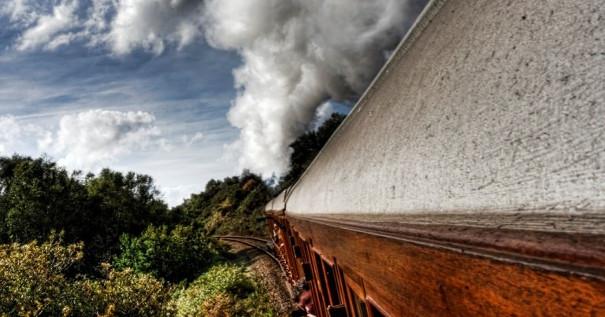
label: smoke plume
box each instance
[3,0,427,176]
[203,0,427,175]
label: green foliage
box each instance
[170,264,275,317]
[276,112,346,192]
[85,169,169,235]
[82,169,170,266]
[113,225,219,282]
[0,235,83,316]
[0,238,273,317]
[174,172,272,237]
[0,238,173,317]
[0,155,171,271]
[76,266,173,317]
[0,156,89,243]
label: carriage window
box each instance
[348,287,368,317]
[323,260,340,305]
[327,304,347,317]
[301,262,312,281]
[314,253,330,304]
[369,303,386,317]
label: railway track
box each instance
[215,235,280,264]
[215,235,296,296]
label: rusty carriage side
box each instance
[267,208,605,317]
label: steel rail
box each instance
[216,235,296,299]
[217,235,271,244]
[215,235,280,264]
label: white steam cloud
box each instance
[3,0,427,176]
[203,0,426,175]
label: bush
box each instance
[0,238,173,317]
[0,236,83,316]
[113,225,219,282]
[170,264,275,317]
[75,265,172,317]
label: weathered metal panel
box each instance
[285,0,605,216]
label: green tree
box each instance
[0,156,89,243]
[0,235,83,316]
[0,156,172,271]
[173,172,272,237]
[0,237,172,317]
[84,169,170,263]
[276,112,346,192]
[85,169,169,234]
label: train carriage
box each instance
[266,0,605,316]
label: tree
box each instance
[276,112,346,192]
[0,236,172,316]
[173,172,272,237]
[82,169,170,266]
[0,156,89,243]
[0,155,172,270]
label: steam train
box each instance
[265,0,605,316]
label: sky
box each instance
[0,0,426,206]
[0,13,243,205]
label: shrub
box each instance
[0,236,83,316]
[171,264,275,317]
[0,237,174,317]
[75,265,172,317]
[113,225,219,282]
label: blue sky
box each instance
[0,7,245,205]
[0,10,344,205]
[0,0,424,206]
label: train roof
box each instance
[265,188,287,214]
[267,0,605,227]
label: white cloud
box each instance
[107,0,204,55]
[0,115,48,156]
[182,132,204,146]
[159,184,200,207]
[43,109,161,171]
[203,0,424,176]
[15,0,79,51]
[0,112,228,208]
[1,0,36,25]
[0,116,24,155]
[6,0,205,54]
[2,0,427,177]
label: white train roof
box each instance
[268,0,605,222]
